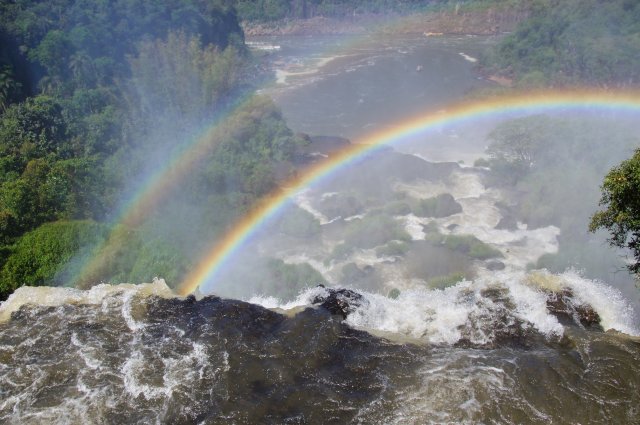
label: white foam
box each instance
[344,276,564,345]
[294,189,329,224]
[0,279,175,323]
[553,270,639,335]
[402,214,427,240]
[248,271,639,344]
[459,52,478,63]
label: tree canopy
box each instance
[590,149,640,275]
[483,0,640,87]
[0,0,307,299]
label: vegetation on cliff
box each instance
[482,0,640,87]
[0,1,307,299]
[233,0,434,22]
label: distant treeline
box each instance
[483,0,640,87]
[231,0,530,22]
[233,0,443,21]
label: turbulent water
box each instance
[2,34,640,423]
[1,277,639,424]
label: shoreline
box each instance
[242,7,529,37]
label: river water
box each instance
[1,34,640,424]
[256,33,497,163]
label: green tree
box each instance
[484,0,640,87]
[589,148,640,274]
[0,95,70,168]
[486,115,553,174]
[0,65,20,112]
[0,220,108,300]
[126,32,246,128]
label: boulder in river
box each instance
[311,285,367,319]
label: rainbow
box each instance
[70,95,258,285]
[177,89,640,296]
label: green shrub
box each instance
[341,262,366,283]
[414,193,462,218]
[0,220,108,299]
[128,238,189,286]
[441,234,503,260]
[327,242,354,263]
[316,192,364,220]
[474,157,491,167]
[343,213,411,249]
[384,201,412,215]
[376,241,410,257]
[427,272,466,290]
[425,232,503,260]
[266,259,327,300]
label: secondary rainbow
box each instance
[69,95,259,285]
[178,89,640,296]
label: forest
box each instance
[0,0,309,299]
[1,0,640,300]
[482,0,640,87]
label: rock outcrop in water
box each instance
[311,284,604,350]
[545,289,601,328]
[311,285,367,319]
[0,280,638,424]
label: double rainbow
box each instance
[177,89,640,295]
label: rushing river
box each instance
[1,34,640,424]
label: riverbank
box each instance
[242,6,529,37]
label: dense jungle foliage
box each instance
[231,0,523,22]
[0,0,307,299]
[233,0,435,21]
[483,0,640,87]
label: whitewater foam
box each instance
[0,279,175,323]
[249,270,639,344]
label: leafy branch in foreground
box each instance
[590,148,640,274]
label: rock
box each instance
[495,215,518,230]
[486,260,506,271]
[311,286,367,319]
[545,289,601,328]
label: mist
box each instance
[0,0,637,308]
[3,2,640,423]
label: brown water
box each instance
[1,281,639,424]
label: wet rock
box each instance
[454,287,538,349]
[311,286,367,319]
[545,289,601,328]
[415,193,463,218]
[486,260,506,271]
[495,215,518,230]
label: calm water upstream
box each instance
[257,33,498,163]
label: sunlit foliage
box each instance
[590,149,640,275]
[0,220,107,298]
[0,0,305,298]
[484,0,640,87]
